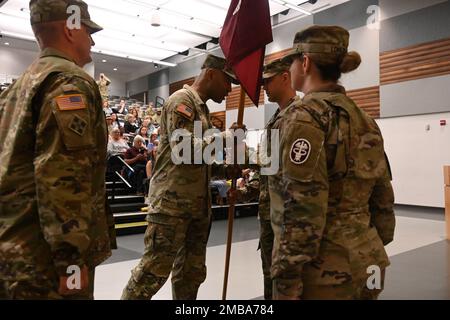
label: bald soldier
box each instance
[259,59,300,300]
[122,55,239,300]
[269,25,395,300]
[0,0,116,299]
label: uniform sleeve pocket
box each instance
[51,100,95,151]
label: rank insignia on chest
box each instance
[55,94,86,111]
[290,138,311,164]
[69,115,88,136]
[176,104,194,119]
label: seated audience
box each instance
[124,135,149,196]
[210,180,229,205]
[110,113,121,130]
[236,169,260,203]
[117,99,128,115]
[103,100,113,116]
[130,107,142,127]
[124,115,139,134]
[107,128,129,159]
[137,126,150,145]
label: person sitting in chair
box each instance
[124,135,149,196]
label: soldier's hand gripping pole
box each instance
[222,87,246,300]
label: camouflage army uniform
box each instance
[122,84,227,300]
[258,95,301,300]
[97,75,111,104]
[0,47,116,299]
[269,26,395,300]
[0,0,115,300]
[237,171,261,203]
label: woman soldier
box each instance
[269,25,395,300]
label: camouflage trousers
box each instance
[121,213,212,300]
[259,218,274,300]
[0,268,95,300]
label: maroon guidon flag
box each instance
[220,0,273,106]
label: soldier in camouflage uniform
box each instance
[97,73,111,104]
[0,0,116,300]
[236,169,261,204]
[258,59,300,300]
[122,54,239,300]
[268,25,395,300]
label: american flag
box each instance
[55,94,86,111]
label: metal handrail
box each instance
[115,171,133,188]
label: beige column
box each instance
[443,166,450,240]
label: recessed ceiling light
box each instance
[113,68,118,71]
[102,59,107,63]
[4,42,10,46]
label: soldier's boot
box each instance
[121,271,169,300]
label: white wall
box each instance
[226,105,269,130]
[0,46,37,77]
[340,25,380,90]
[94,72,127,97]
[376,113,450,208]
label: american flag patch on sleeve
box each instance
[55,94,87,111]
[176,104,194,119]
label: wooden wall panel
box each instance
[225,86,265,110]
[265,48,291,64]
[347,86,380,119]
[210,111,226,131]
[380,38,450,85]
[169,77,195,95]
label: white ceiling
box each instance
[0,0,349,77]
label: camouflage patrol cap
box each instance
[263,59,291,79]
[202,54,239,84]
[282,25,349,63]
[29,0,103,34]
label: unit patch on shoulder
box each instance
[69,115,88,136]
[290,138,311,165]
[176,104,194,120]
[55,94,86,111]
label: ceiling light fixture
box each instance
[91,49,178,67]
[113,67,118,71]
[102,59,107,63]
[4,42,10,46]
[271,0,312,15]
[151,11,161,27]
